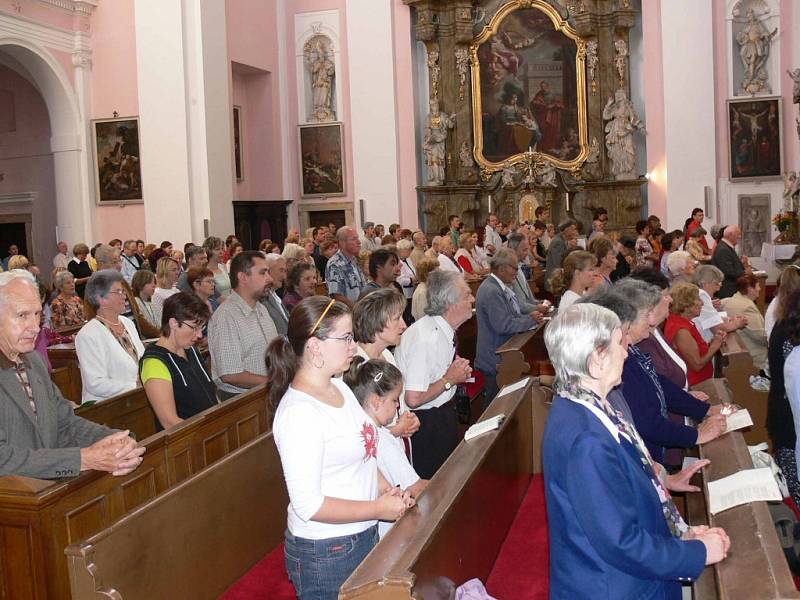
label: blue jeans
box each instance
[284,525,378,600]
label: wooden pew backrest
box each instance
[719,331,769,446]
[75,386,157,441]
[340,380,536,600]
[0,385,268,600]
[66,432,288,600]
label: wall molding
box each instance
[0,191,36,204]
[38,0,98,16]
[0,11,91,54]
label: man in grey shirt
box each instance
[208,251,277,400]
[176,245,210,292]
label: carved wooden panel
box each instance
[65,496,108,545]
[119,467,158,514]
[0,524,37,599]
[235,413,261,445]
[168,447,194,484]
[201,430,230,467]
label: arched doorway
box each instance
[0,38,93,260]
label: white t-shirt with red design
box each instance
[274,377,379,540]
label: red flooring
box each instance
[486,474,550,600]
[220,475,550,599]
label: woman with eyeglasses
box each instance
[139,292,217,431]
[75,270,145,404]
[268,296,414,600]
[187,266,219,315]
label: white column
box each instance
[660,0,717,230]
[346,0,401,226]
[51,143,89,246]
[134,0,234,244]
[70,50,96,243]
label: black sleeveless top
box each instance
[139,344,219,431]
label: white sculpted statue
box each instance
[422,100,455,186]
[538,162,558,188]
[736,8,777,94]
[784,172,800,212]
[603,90,644,180]
[307,39,336,122]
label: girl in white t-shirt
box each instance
[267,296,414,600]
[343,357,428,537]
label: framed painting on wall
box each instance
[233,105,244,182]
[298,122,345,197]
[91,116,143,204]
[727,97,782,181]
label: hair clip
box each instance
[373,372,384,383]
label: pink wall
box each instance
[779,0,796,171]
[227,0,283,202]
[285,0,355,211]
[640,0,667,223]
[0,64,57,269]
[90,0,145,243]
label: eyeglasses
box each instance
[180,321,205,333]
[108,289,126,297]
[323,333,355,344]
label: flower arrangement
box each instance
[773,211,800,243]
[773,211,798,232]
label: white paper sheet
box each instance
[495,377,530,398]
[682,456,700,470]
[724,408,754,433]
[707,467,782,515]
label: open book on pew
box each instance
[724,408,753,434]
[708,467,782,515]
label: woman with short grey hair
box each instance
[666,250,696,283]
[543,303,729,598]
[691,264,747,341]
[76,270,145,403]
[612,278,728,467]
[50,271,85,329]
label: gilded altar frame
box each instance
[470,0,589,175]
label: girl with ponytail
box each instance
[267,296,414,599]
[343,357,428,537]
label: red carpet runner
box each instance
[221,474,550,599]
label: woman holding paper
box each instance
[543,303,729,600]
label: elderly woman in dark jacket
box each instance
[598,279,728,465]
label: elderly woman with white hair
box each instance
[543,302,729,600]
[691,264,747,342]
[50,271,85,329]
[396,239,417,321]
[75,270,145,404]
[666,250,697,284]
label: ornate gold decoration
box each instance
[586,39,598,95]
[470,0,590,177]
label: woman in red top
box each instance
[664,282,725,386]
[684,208,711,256]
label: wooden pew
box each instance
[0,385,268,600]
[718,331,769,446]
[340,378,543,599]
[688,378,800,600]
[75,386,158,442]
[495,325,548,389]
[51,364,82,405]
[65,431,288,600]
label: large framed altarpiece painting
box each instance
[470,0,589,173]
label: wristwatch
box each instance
[442,377,452,391]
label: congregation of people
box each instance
[3,203,792,599]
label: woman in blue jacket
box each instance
[543,303,729,599]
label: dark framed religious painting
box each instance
[298,122,345,197]
[91,116,143,204]
[727,97,782,181]
[233,105,244,182]
[471,0,588,173]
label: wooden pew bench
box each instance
[688,378,800,600]
[717,331,769,446]
[495,325,548,390]
[74,386,158,442]
[0,385,268,600]
[340,378,544,599]
[65,431,289,600]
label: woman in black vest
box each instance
[139,292,218,431]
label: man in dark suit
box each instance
[0,271,144,479]
[712,225,750,298]
[475,248,541,406]
[545,219,578,291]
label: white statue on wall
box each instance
[784,172,800,212]
[735,8,777,95]
[305,38,336,122]
[422,100,455,186]
[603,89,644,181]
[538,162,558,188]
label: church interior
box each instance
[1,0,800,598]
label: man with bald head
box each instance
[325,226,366,307]
[712,225,751,298]
[0,270,144,479]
